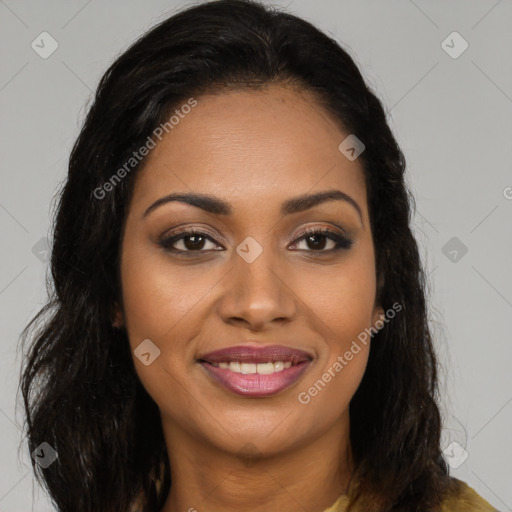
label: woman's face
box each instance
[117,85,383,459]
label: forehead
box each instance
[130,85,367,214]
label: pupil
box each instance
[308,234,326,250]
[185,235,205,250]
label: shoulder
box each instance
[323,478,497,512]
[440,478,497,512]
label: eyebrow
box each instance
[143,189,363,224]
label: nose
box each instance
[217,240,297,331]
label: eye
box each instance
[158,228,223,254]
[158,226,353,256]
[289,227,353,252]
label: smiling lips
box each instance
[198,345,313,397]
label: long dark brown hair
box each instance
[19,1,453,510]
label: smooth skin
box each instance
[115,85,385,512]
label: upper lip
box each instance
[198,344,314,365]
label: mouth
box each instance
[197,344,313,397]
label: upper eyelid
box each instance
[289,228,351,249]
[160,225,225,243]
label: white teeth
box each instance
[274,361,284,372]
[240,363,257,374]
[229,361,241,372]
[255,362,275,375]
[212,361,294,374]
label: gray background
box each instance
[1,0,511,510]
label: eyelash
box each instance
[157,227,353,256]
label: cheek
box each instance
[298,272,373,416]
[119,242,236,419]
[296,254,378,346]
[118,245,196,402]
[293,255,376,406]
[119,242,217,343]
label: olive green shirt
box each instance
[323,478,497,512]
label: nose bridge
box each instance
[218,235,296,327]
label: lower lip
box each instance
[199,361,311,397]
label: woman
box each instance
[19,1,497,511]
